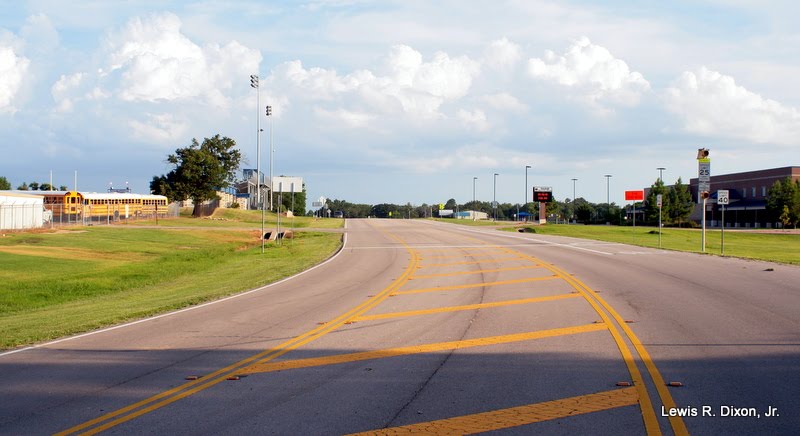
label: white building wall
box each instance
[0,193,45,230]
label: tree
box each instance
[17,182,28,190]
[766,177,800,228]
[644,178,669,226]
[668,177,693,227]
[444,198,457,210]
[0,176,10,190]
[150,134,242,216]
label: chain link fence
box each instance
[0,203,180,231]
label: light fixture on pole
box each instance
[657,167,666,183]
[250,75,260,211]
[525,165,532,221]
[604,174,612,223]
[266,105,273,211]
[493,173,499,222]
[473,176,477,221]
[571,178,578,221]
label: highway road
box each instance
[1,219,798,435]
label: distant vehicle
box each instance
[334,211,344,218]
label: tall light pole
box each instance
[525,165,531,221]
[493,173,499,222]
[472,176,477,221]
[266,105,273,211]
[571,178,578,222]
[604,174,612,223]
[250,75,260,211]
[657,167,666,183]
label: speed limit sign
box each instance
[717,190,729,205]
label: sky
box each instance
[1,1,799,208]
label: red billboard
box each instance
[624,190,644,201]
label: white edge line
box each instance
[0,221,349,359]
[421,220,615,256]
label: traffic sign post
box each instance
[657,194,663,248]
[698,149,711,253]
[718,190,729,255]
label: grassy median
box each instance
[0,219,342,350]
[497,224,800,265]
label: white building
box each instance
[0,192,46,230]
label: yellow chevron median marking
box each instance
[419,256,525,268]
[240,323,605,375]
[411,265,541,279]
[393,275,559,295]
[351,294,581,322]
[348,387,639,435]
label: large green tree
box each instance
[644,178,669,226]
[766,177,800,228]
[0,176,10,190]
[668,177,693,226]
[150,134,242,216]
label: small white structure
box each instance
[454,210,488,220]
[0,192,46,230]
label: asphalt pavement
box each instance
[1,219,798,435]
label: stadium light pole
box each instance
[493,173,499,222]
[268,106,274,212]
[604,174,612,224]
[473,176,477,221]
[657,167,666,183]
[250,75,260,211]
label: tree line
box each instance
[0,177,68,191]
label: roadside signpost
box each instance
[718,189,729,255]
[624,190,644,229]
[532,186,553,224]
[657,194,663,248]
[697,148,711,252]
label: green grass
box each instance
[129,208,344,229]
[0,226,342,349]
[497,224,800,265]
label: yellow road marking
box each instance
[241,323,606,375]
[411,265,541,279]
[419,256,525,268]
[348,386,639,435]
[351,294,581,322]
[56,223,420,436]
[422,250,508,260]
[393,275,558,295]
[548,263,690,436]
[502,248,668,436]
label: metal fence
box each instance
[0,203,181,231]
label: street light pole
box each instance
[269,106,274,212]
[250,75,260,211]
[525,165,531,222]
[493,173,499,222]
[657,167,665,183]
[571,178,578,222]
[604,174,612,224]
[473,177,477,221]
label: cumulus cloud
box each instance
[482,92,528,113]
[484,37,521,71]
[0,44,30,113]
[128,112,189,144]
[268,44,480,120]
[527,37,650,107]
[665,67,800,145]
[457,108,490,131]
[51,73,84,112]
[103,12,261,107]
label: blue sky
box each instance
[1,1,799,207]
